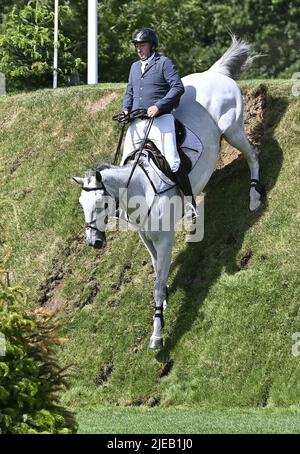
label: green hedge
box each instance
[0,282,77,434]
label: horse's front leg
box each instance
[139,232,169,305]
[139,231,158,275]
[149,232,174,349]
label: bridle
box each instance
[81,180,112,233]
[81,181,110,194]
[85,219,100,231]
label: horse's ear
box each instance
[72,177,84,186]
[95,171,102,183]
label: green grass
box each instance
[76,407,300,434]
[1,79,300,423]
[0,83,125,290]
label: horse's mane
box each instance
[84,162,120,178]
[94,162,116,171]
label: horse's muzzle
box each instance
[86,230,106,249]
[93,238,106,249]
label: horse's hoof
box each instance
[249,199,262,212]
[249,184,266,212]
[149,336,163,349]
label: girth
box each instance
[124,138,192,183]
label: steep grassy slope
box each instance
[0,84,124,289]
[0,80,299,410]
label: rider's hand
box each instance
[147,105,159,118]
[118,110,128,121]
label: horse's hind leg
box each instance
[223,122,263,211]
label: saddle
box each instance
[124,119,192,183]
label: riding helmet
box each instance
[132,28,159,49]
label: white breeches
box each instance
[121,114,180,172]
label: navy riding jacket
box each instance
[122,53,185,115]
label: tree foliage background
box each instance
[0,283,77,433]
[0,0,299,90]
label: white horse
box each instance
[73,37,264,349]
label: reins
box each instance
[112,108,149,166]
[126,116,154,188]
[112,108,155,189]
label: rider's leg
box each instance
[172,166,197,219]
[149,115,198,219]
[121,119,146,165]
[148,114,180,172]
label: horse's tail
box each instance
[208,34,257,80]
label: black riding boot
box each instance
[172,166,197,220]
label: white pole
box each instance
[88,0,98,84]
[0,72,6,96]
[53,0,59,88]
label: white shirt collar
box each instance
[141,52,155,72]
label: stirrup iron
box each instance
[185,201,199,222]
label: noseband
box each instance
[85,219,100,231]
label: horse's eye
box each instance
[96,203,108,212]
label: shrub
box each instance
[0,282,77,434]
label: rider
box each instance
[120,28,197,218]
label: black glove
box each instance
[112,111,129,123]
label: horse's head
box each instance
[72,170,114,249]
